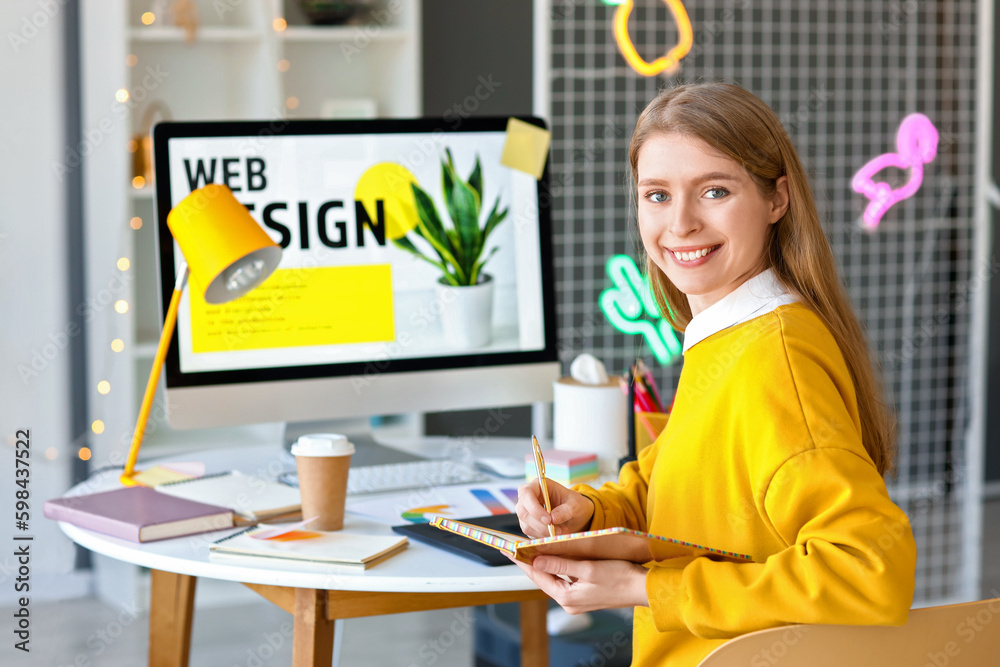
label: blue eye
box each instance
[646,191,669,203]
[705,187,729,199]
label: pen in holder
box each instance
[619,363,670,470]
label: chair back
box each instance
[698,598,1000,666]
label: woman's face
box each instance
[636,132,788,316]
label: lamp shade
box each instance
[167,184,282,304]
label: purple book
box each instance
[44,486,233,542]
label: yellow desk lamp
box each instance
[121,184,282,486]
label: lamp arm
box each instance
[121,265,189,485]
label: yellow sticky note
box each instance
[500,118,551,180]
[189,265,395,353]
[131,465,196,487]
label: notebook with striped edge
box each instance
[429,516,753,564]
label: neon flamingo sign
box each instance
[852,113,939,231]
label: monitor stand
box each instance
[280,416,425,467]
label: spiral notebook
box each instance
[156,471,301,524]
[210,525,408,569]
[430,516,753,565]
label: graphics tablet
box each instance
[392,513,525,566]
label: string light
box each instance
[44,447,57,461]
[130,216,143,230]
[126,54,138,67]
[91,420,105,435]
[273,17,287,31]
[115,300,129,314]
[141,12,156,25]
[277,59,290,72]
[97,381,111,395]
[111,339,125,353]
[116,88,130,103]
[117,257,131,271]
[78,447,92,461]
[132,175,146,189]
[286,96,300,110]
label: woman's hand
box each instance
[516,478,595,537]
[511,555,649,614]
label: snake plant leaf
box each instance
[442,152,455,211]
[447,176,482,280]
[468,156,483,202]
[472,197,508,261]
[468,246,500,286]
[411,182,467,283]
[445,229,466,268]
[391,236,454,280]
[482,197,508,241]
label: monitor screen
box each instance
[152,118,559,430]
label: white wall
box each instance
[0,0,88,604]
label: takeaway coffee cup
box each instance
[291,433,355,531]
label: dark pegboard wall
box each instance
[547,0,979,602]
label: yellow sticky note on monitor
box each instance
[189,265,395,353]
[501,117,551,180]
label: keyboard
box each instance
[346,459,492,495]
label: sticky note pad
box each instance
[501,118,551,180]
[524,450,599,486]
[132,465,197,487]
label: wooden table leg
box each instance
[519,598,549,667]
[293,587,335,667]
[149,569,196,667]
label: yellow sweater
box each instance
[577,304,916,666]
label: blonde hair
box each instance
[629,82,896,476]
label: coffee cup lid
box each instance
[291,433,355,457]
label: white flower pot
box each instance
[435,274,494,349]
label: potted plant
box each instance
[392,150,508,348]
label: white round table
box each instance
[57,444,549,667]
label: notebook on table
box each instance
[155,470,302,524]
[43,486,233,543]
[430,516,754,565]
[209,525,409,569]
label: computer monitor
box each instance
[151,117,559,436]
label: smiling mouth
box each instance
[671,245,721,262]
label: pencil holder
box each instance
[635,411,669,452]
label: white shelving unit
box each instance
[79,0,421,606]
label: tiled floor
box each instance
[7,499,999,667]
[18,593,476,667]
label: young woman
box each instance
[514,83,917,666]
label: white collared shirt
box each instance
[682,268,799,353]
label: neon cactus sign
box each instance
[611,0,693,77]
[600,254,682,365]
[852,113,939,230]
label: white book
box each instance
[210,525,408,569]
[156,471,301,523]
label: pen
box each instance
[531,435,556,536]
[636,359,664,412]
[632,376,658,413]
